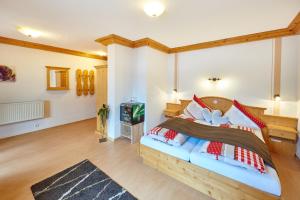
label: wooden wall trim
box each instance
[95,34,134,48]
[94,65,108,69]
[95,35,169,53]
[273,38,282,97]
[273,38,282,115]
[169,28,293,53]
[288,12,300,34]
[0,36,107,60]
[95,12,300,54]
[133,38,170,53]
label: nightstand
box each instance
[164,102,182,118]
[120,122,144,144]
[263,114,298,156]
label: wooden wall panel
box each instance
[273,38,282,97]
[273,38,282,115]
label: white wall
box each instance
[107,44,135,140]
[107,36,299,140]
[281,36,298,101]
[296,36,300,158]
[167,37,299,117]
[297,37,300,100]
[0,44,104,138]
[134,47,169,131]
[107,45,169,139]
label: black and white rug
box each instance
[31,160,137,200]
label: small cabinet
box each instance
[164,103,182,118]
[120,122,144,144]
[264,115,298,156]
[269,137,296,156]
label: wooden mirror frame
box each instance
[46,66,70,90]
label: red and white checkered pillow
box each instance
[193,95,211,110]
[234,146,265,173]
[207,142,223,160]
[203,141,266,173]
[147,126,189,147]
[183,100,205,120]
[232,100,266,129]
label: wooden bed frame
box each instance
[139,96,280,200]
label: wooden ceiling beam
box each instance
[0,36,107,60]
[95,11,300,54]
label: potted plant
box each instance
[97,104,110,142]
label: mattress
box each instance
[140,135,200,161]
[190,139,281,196]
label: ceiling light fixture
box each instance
[17,27,42,38]
[144,1,165,17]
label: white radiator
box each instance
[0,101,46,125]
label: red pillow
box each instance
[233,100,266,129]
[193,95,211,110]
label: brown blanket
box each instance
[158,117,275,169]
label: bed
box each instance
[140,135,200,161]
[139,96,281,200]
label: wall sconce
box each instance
[208,77,221,82]
[274,94,281,101]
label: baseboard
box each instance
[107,136,115,142]
[0,117,96,139]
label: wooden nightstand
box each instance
[164,102,182,118]
[268,124,297,141]
[263,114,298,156]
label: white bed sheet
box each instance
[140,135,200,161]
[190,139,281,196]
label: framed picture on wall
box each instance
[0,65,16,82]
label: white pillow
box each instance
[224,105,259,129]
[183,100,205,120]
[202,108,212,123]
[147,127,189,147]
[212,110,229,125]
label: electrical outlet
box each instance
[34,123,40,128]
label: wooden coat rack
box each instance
[76,69,95,96]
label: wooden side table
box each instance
[263,114,298,156]
[164,102,182,118]
[120,122,144,144]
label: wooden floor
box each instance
[0,119,299,200]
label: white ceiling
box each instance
[0,0,300,54]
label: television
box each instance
[120,102,145,125]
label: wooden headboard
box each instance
[180,96,266,120]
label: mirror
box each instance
[46,66,70,90]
